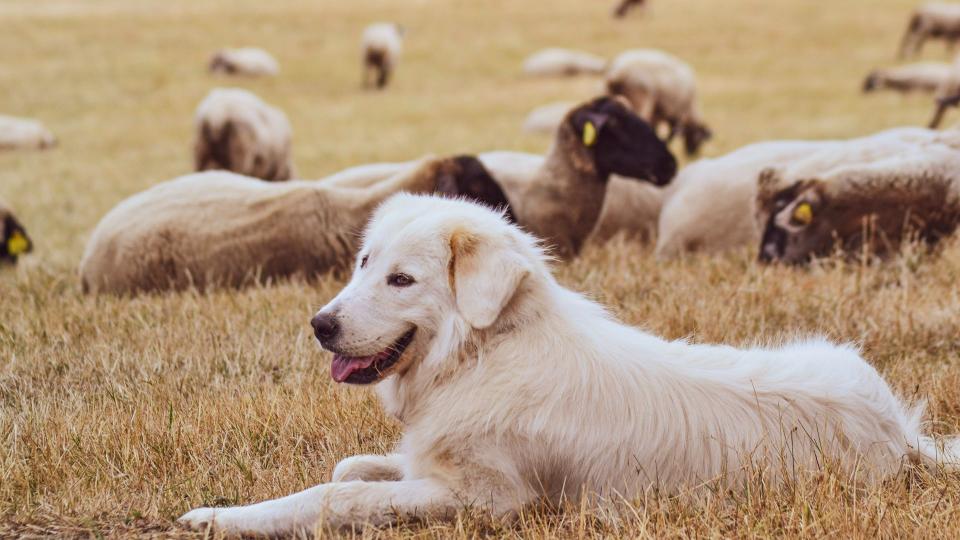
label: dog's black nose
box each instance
[311,312,340,343]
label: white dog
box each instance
[180,194,960,536]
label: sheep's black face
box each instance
[683,123,712,156]
[1,215,32,265]
[434,155,517,223]
[568,96,677,186]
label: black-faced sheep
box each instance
[362,23,404,89]
[655,127,953,258]
[0,198,32,265]
[863,61,955,94]
[757,168,960,264]
[899,3,960,58]
[0,115,56,151]
[79,156,512,295]
[208,47,280,77]
[193,88,295,182]
[605,49,712,156]
[613,0,646,18]
[522,48,607,77]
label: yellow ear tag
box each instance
[792,202,813,225]
[7,230,29,256]
[582,121,597,147]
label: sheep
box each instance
[521,101,575,134]
[208,47,279,77]
[79,156,512,295]
[193,88,295,182]
[605,49,712,156]
[899,3,960,58]
[0,115,56,151]
[927,65,960,127]
[655,127,955,258]
[479,97,676,258]
[362,23,404,89]
[862,61,955,94]
[612,0,646,18]
[522,48,607,77]
[0,198,32,265]
[756,165,960,265]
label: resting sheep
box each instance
[899,3,960,58]
[362,23,403,89]
[0,198,32,265]
[208,47,279,77]
[757,165,960,264]
[0,115,56,151]
[605,49,712,155]
[522,48,607,77]
[522,102,575,135]
[193,88,295,182]
[862,61,955,94]
[655,127,955,258]
[79,156,511,295]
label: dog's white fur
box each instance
[180,194,960,536]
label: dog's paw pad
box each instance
[178,507,217,530]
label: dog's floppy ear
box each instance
[449,229,529,329]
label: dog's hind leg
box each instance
[178,479,461,535]
[332,454,406,482]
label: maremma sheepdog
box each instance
[180,194,960,535]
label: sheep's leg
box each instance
[332,453,406,482]
[929,96,959,128]
[179,479,459,536]
[376,65,390,89]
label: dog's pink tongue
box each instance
[331,354,377,383]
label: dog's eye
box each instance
[387,273,415,287]
[360,255,369,268]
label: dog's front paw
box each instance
[178,506,248,534]
[178,507,218,530]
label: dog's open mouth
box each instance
[330,328,416,384]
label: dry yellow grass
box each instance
[2,0,960,537]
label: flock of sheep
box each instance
[3,2,960,297]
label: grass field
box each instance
[3,0,960,537]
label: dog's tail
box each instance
[914,435,960,471]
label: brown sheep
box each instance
[900,3,960,58]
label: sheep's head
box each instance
[757,171,960,265]
[1,212,32,265]
[563,96,676,185]
[432,155,516,223]
[682,121,712,156]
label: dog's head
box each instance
[563,96,677,185]
[311,194,542,385]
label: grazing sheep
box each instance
[480,97,676,258]
[613,0,646,18]
[655,127,952,258]
[757,166,960,264]
[606,49,712,156]
[899,3,960,58]
[862,61,955,94]
[522,48,607,77]
[79,156,511,295]
[0,198,32,265]
[362,23,404,89]
[522,102,575,135]
[0,115,56,151]
[193,88,295,182]
[208,47,280,77]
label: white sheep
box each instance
[1,197,32,265]
[522,48,607,77]
[655,127,955,258]
[521,101,575,134]
[362,23,404,89]
[899,2,960,58]
[605,48,712,155]
[0,115,56,151]
[208,47,280,77]
[80,155,519,295]
[193,88,295,182]
[862,61,955,94]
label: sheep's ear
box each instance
[449,229,530,329]
[757,167,783,204]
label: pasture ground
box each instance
[3,0,960,537]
